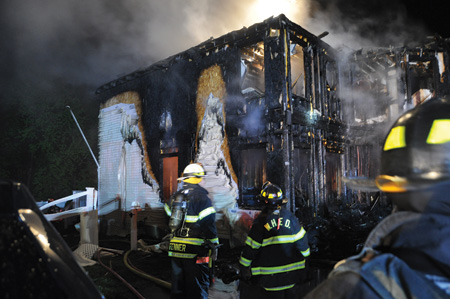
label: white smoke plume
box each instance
[1,0,310,90]
[0,0,442,92]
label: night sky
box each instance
[0,0,448,94]
[402,0,450,37]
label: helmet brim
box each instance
[343,175,450,193]
[177,175,206,181]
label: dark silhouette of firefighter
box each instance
[164,163,219,299]
[305,97,450,298]
[239,182,310,298]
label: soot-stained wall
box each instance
[139,46,242,183]
[96,15,344,218]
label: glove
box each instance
[239,264,252,281]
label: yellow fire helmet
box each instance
[178,163,206,184]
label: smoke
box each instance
[305,0,432,50]
[303,0,439,134]
[242,106,265,137]
[0,0,311,91]
[0,0,438,93]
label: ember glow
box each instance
[247,0,309,27]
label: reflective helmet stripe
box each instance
[183,177,203,184]
[427,119,450,144]
[191,172,205,176]
[384,126,406,151]
[266,190,282,199]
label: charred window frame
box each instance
[239,147,267,206]
[290,43,306,99]
[325,152,342,201]
[325,60,339,119]
[347,63,391,124]
[293,148,309,206]
[344,144,381,205]
[406,55,437,107]
[289,34,315,111]
[240,42,265,97]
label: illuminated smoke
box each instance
[1,0,311,89]
[1,0,435,92]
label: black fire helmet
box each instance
[375,97,450,193]
[260,182,288,207]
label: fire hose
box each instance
[123,250,172,289]
[96,248,145,299]
[96,247,172,299]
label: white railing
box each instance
[39,187,97,221]
[40,187,98,245]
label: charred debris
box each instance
[95,14,450,256]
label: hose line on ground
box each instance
[96,248,145,299]
[123,250,172,290]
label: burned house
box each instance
[94,14,450,244]
[341,36,450,205]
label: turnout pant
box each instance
[239,279,305,299]
[170,257,210,299]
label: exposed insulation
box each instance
[196,65,238,184]
[98,103,160,215]
[194,65,250,242]
[102,91,157,184]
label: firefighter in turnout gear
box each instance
[239,182,310,298]
[164,163,219,299]
[305,97,450,298]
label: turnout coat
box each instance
[239,207,310,291]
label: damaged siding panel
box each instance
[98,104,161,212]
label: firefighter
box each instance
[239,182,310,298]
[305,97,450,298]
[164,163,219,299]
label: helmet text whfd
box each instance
[179,163,206,184]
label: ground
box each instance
[59,201,392,298]
[64,234,328,298]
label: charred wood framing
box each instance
[95,15,450,220]
[340,36,450,205]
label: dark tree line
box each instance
[0,78,99,202]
